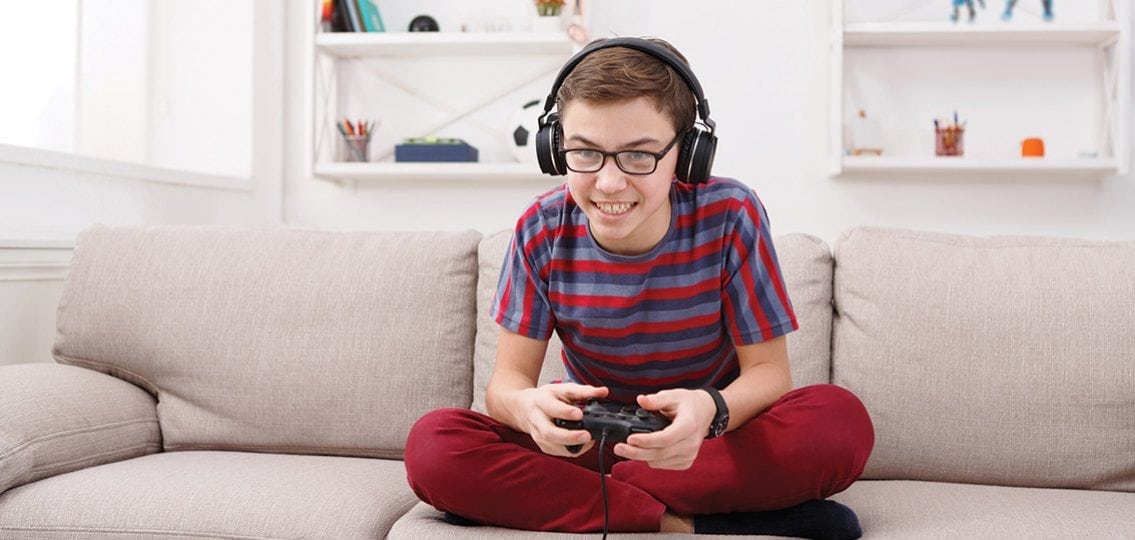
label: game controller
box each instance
[554,400,671,453]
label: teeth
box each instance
[596,202,633,215]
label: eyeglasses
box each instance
[559,131,684,175]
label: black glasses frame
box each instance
[558,130,685,175]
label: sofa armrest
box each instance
[0,363,161,494]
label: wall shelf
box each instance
[304,0,580,186]
[313,161,553,182]
[844,22,1123,47]
[831,0,1131,178]
[315,31,574,57]
[840,156,1119,174]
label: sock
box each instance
[693,499,862,539]
[441,511,478,527]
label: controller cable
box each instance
[597,429,611,540]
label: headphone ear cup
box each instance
[675,128,697,183]
[676,128,716,183]
[688,130,717,184]
[535,116,567,176]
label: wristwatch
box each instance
[702,387,730,439]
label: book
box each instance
[342,0,363,32]
[331,0,354,32]
[320,0,333,32]
[330,0,347,31]
[357,0,386,32]
[395,139,479,163]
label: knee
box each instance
[800,384,875,475]
[404,408,484,488]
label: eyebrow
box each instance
[567,134,663,150]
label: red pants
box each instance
[404,384,873,533]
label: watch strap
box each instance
[702,387,729,439]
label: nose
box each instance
[593,158,627,194]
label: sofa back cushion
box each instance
[54,225,480,459]
[471,230,833,414]
[471,230,565,414]
[832,227,1135,491]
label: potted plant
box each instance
[532,0,565,31]
[535,0,565,17]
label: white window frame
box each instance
[0,0,282,194]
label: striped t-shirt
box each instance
[491,177,797,402]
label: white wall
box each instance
[3,0,1131,364]
[0,3,284,365]
[0,245,69,365]
[284,0,1135,242]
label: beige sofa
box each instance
[1,224,1132,539]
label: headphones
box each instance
[535,37,718,183]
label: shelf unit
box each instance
[841,156,1120,174]
[303,4,577,185]
[830,0,1131,178]
[843,22,1125,46]
[315,31,574,57]
[314,161,556,182]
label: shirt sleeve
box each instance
[490,202,557,341]
[720,189,799,345]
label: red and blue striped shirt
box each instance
[492,177,797,402]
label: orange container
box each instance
[1021,138,1045,157]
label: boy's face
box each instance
[560,97,678,256]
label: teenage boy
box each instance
[405,37,874,538]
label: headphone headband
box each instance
[540,37,714,132]
[534,37,719,183]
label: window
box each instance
[0,0,253,179]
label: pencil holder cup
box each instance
[935,127,964,157]
[340,135,371,162]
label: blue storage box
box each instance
[394,138,479,162]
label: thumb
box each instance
[558,383,609,402]
[637,390,679,411]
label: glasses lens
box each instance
[565,149,603,172]
[615,151,658,174]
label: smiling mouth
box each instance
[594,201,636,215]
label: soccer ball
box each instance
[507,99,543,164]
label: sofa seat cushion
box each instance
[389,501,777,539]
[832,480,1135,539]
[392,481,1135,540]
[392,481,1135,539]
[0,451,418,539]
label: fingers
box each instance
[567,440,596,456]
[621,389,708,469]
[555,383,609,403]
[625,427,676,449]
[531,414,590,444]
[612,441,697,470]
[532,422,593,457]
[539,384,609,421]
[637,389,685,415]
[527,384,603,457]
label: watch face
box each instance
[714,414,729,436]
[704,387,729,438]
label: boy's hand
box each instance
[516,383,608,457]
[613,389,716,470]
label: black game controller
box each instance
[555,400,671,453]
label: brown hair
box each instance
[556,37,696,135]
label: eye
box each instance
[574,149,602,160]
[622,151,653,163]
